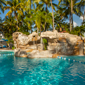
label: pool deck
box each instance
[0,48,14,51]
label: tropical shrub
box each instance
[42,38,48,50]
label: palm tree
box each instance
[50,0,55,31]
[4,0,23,31]
[78,0,85,25]
[58,0,82,32]
[34,10,43,34]
[34,0,56,31]
[0,0,6,13]
[40,0,50,31]
[2,16,16,37]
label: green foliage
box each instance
[6,36,14,44]
[43,38,48,44]
[22,32,30,35]
[43,38,48,50]
[12,46,15,50]
[0,0,7,13]
[0,0,84,45]
[70,25,85,36]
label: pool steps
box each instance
[57,56,85,64]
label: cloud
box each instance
[80,16,83,20]
[73,21,77,27]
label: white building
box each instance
[0,31,4,40]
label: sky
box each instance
[0,0,84,27]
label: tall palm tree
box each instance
[4,0,23,31]
[29,0,32,33]
[58,0,82,32]
[78,0,85,25]
[41,0,50,31]
[34,0,55,31]
[50,0,55,31]
[71,0,73,31]
[34,10,44,34]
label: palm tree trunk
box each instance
[44,4,47,31]
[72,14,73,30]
[70,12,72,32]
[21,8,24,26]
[83,14,84,23]
[71,0,73,30]
[37,27,39,34]
[40,26,41,35]
[83,9,85,23]
[30,0,32,33]
[14,11,19,32]
[51,0,55,31]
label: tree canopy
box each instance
[0,0,84,39]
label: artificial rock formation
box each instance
[13,30,84,58]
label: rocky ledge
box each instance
[14,48,59,58]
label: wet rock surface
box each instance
[14,48,28,58]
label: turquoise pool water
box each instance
[0,51,14,54]
[0,52,85,85]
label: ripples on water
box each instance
[0,55,85,85]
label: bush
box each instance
[70,25,85,36]
[42,38,48,50]
[6,36,14,44]
[22,32,30,35]
[12,46,15,50]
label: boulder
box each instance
[12,32,40,48]
[58,33,81,45]
[26,49,33,52]
[41,30,58,39]
[18,34,29,45]
[14,48,28,58]
[52,54,59,58]
[28,50,52,58]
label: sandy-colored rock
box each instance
[14,48,28,57]
[22,55,28,58]
[26,49,33,52]
[52,54,59,58]
[59,38,66,41]
[77,40,83,42]
[74,51,79,55]
[58,38,67,43]
[13,32,40,48]
[84,40,85,43]
[41,30,58,39]
[74,46,79,49]
[27,50,52,58]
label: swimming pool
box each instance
[0,52,85,85]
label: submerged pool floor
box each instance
[0,53,85,85]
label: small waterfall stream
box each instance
[79,41,84,56]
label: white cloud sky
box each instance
[80,16,83,20]
[73,21,77,27]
